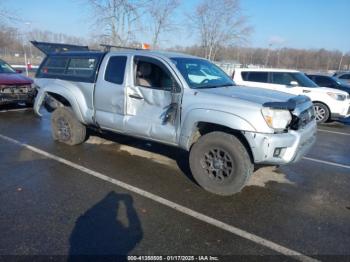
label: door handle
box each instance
[129,94,143,100]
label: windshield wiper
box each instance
[215,84,234,88]
[193,83,234,89]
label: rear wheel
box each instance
[313,102,330,124]
[51,107,86,145]
[44,96,60,112]
[189,131,253,196]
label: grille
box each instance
[290,106,315,130]
[0,85,31,94]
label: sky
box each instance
[3,0,350,52]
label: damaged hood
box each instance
[198,85,296,105]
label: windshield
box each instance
[171,57,234,89]
[0,60,16,74]
[292,73,318,87]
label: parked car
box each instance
[0,58,35,106]
[233,69,350,123]
[33,42,317,196]
[307,74,350,95]
[333,71,350,84]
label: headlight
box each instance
[261,108,292,131]
[327,92,346,101]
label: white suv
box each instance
[233,68,350,123]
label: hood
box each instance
[0,73,33,85]
[198,85,296,105]
[314,86,348,96]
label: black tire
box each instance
[189,131,253,196]
[313,102,330,124]
[44,96,59,113]
[51,107,87,146]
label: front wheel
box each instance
[313,102,330,124]
[189,132,253,196]
[51,107,87,146]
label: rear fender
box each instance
[34,80,88,124]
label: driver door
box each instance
[124,56,182,144]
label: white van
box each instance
[233,68,350,123]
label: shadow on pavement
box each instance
[90,130,196,184]
[68,192,143,260]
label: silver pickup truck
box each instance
[33,42,317,195]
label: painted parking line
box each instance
[303,157,350,170]
[0,108,32,113]
[317,129,350,136]
[0,133,318,262]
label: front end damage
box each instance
[0,84,36,105]
[33,88,46,116]
[244,96,317,165]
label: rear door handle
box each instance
[129,94,143,100]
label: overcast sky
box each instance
[4,0,350,52]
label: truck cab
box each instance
[33,42,317,196]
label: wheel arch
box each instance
[34,83,88,124]
[190,122,255,163]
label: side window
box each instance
[241,72,249,80]
[307,75,315,82]
[134,57,178,91]
[67,58,97,77]
[41,57,69,75]
[340,74,350,80]
[105,56,127,85]
[315,76,334,87]
[271,72,295,85]
[242,72,268,83]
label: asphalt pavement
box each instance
[0,106,349,262]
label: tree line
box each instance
[171,45,350,71]
[1,0,349,71]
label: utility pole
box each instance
[265,43,272,67]
[338,52,344,71]
[25,22,33,60]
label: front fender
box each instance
[33,81,88,124]
[179,108,257,150]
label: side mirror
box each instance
[15,69,23,74]
[289,81,298,87]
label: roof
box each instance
[306,73,331,77]
[234,68,300,73]
[108,49,200,59]
[31,41,201,60]
[46,49,200,60]
[47,51,105,56]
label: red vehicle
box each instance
[0,58,35,106]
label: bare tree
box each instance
[147,0,180,48]
[85,0,147,46]
[190,0,251,60]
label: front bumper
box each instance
[330,101,350,119]
[244,120,317,165]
